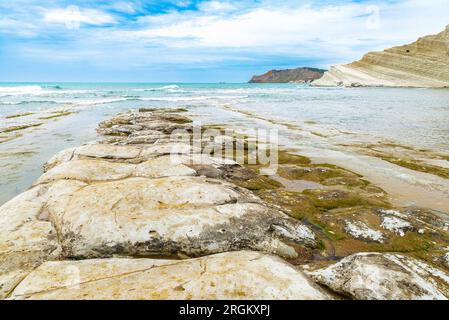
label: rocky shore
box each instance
[1,108,449,300]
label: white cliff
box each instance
[313,25,449,88]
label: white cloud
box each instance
[109,2,136,14]
[4,0,449,71]
[19,47,103,61]
[112,0,449,65]
[156,3,444,44]
[43,6,117,27]
[135,6,358,47]
[198,1,236,13]
[0,18,37,36]
[174,0,193,8]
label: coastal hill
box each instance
[249,67,326,83]
[313,25,449,88]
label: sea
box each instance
[1,83,449,206]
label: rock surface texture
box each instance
[308,253,449,300]
[1,108,449,300]
[0,108,318,299]
[9,251,330,300]
[313,25,449,88]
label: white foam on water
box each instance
[132,85,182,92]
[0,86,94,98]
[0,100,60,106]
[0,85,44,96]
[0,94,247,110]
[76,98,130,105]
[139,95,248,102]
[160,85,179,90]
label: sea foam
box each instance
[0,85,44,96]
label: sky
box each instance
[0,0,448,82]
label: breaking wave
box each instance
[0,85,44,96]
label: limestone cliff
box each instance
[313,25,449,88]
[249,67,326,83]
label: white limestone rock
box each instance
[44,142,202,170]
[344,221,385,243]
[9,251,331,300]
[381,216,414,237]
[36,157,196,185]
[1,108,320,299]
[43,147,76,172]
[308,253,449,300]
[313,26,449,88]
[44,144,142,171]
[40,176,315,259]
[442,252,449,269]
[0,186,61,299]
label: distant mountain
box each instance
[313,25,449,88]
[249,67,327,83]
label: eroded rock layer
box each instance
[313,25,449,88]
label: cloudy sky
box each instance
[0,0,448,82]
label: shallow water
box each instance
[1,83,449,207]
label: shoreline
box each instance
[2,101,449,211]
[1,108,449,300]
[209,105,449,213]
[2,84,449,209]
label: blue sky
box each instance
[0,0,448,82]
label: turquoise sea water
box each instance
[1,82,449,205]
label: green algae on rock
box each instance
[38,111,74,120]
[379,156,449,180]
[5,112,35,119]
[0,123,43,133]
